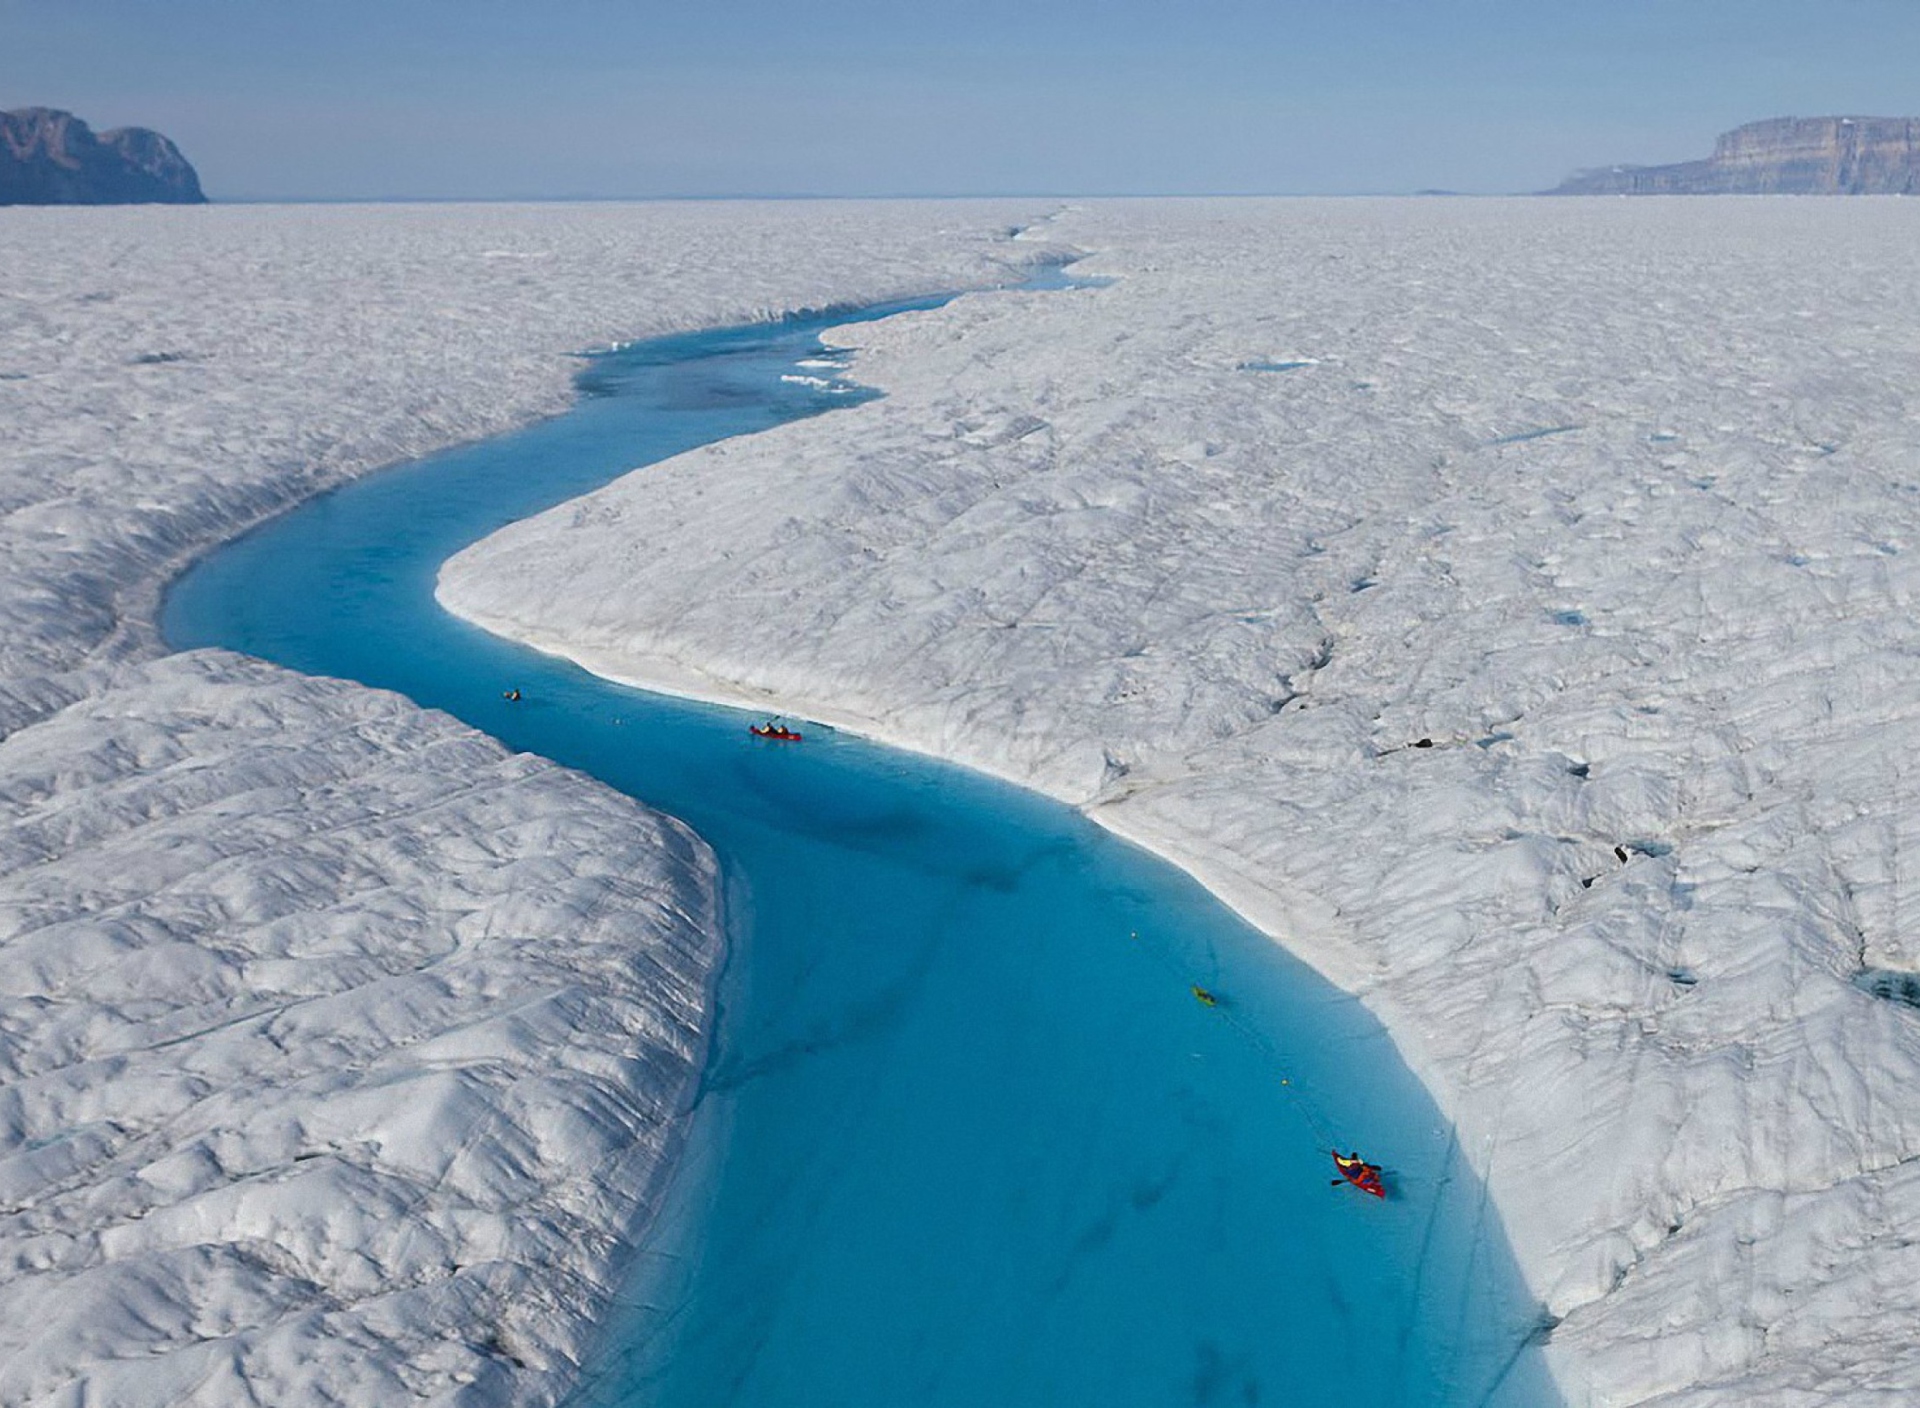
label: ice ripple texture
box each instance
[441,196,1920,1407]
[0,200,1046,1405]
[0,653,718,1406]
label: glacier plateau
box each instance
[441,196,1920,1406]
[0,199,1047,1405]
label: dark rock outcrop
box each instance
[1551,116,1920,195]
[1,107,206,205]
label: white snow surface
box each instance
[0,654,717,1407]
[442,197,1920,1407]
[0,200,1049,1405]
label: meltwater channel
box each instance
[163,275,1558,1408]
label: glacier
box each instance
[0,200,1048,1405]
[440,196,1920,1406]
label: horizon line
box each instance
[200,189,1520,206]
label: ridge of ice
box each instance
[0,200,1052,1405]
[0,652,720,1407]
[441,197,1920,1405]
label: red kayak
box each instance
[1332,1150,1386,1199]
[750,723,803,741]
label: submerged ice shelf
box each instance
[166,285,1555,1407]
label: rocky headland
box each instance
[0,106,206,205]
[1552,115,1919,195]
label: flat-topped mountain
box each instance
[1552,116,1920,195]
[1,107,206,205]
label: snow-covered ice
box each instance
[442,197,1920,1405]
[0,653,717,1406]
[0,200,1049,689]
[0,200,1047,1404]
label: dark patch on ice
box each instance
[1411,737,1434,749]
[1583,843,1653,886]
[480,1331,527,1370]
[1462,1305,1562,1407]
[1668,968,1698,988]
[1787,553,1811,567]
[1855,967,1920,1009]
[130,350,197,366]
[1649,432,1681,444]
[1550,609,1588,627]
[1238,359,1315,373]
[1475,731,1514,749]
[705,963,930,1094]
[1486,424,1581,447]
[1566,761,1590,778]
[1191,1339,1261,1406]
[0,371,28,382]
[954,837,1080,895]
[1348,576,1377,593]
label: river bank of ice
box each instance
[440,197,1920,1406]
[0,200,1049,1405]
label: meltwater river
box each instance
[163,277,1558,1407]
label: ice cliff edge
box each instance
[1,106,206,205]
[1551,115,1920,195]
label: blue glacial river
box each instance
[163,275,1558,1407]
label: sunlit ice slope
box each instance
[0,198,1051,1406]
[442,195,1920,1406]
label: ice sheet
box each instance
[0,200,1047,1405]
[0,652,719,1406]
[442,196,1920,1405]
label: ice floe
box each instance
[442,196,1920,1405]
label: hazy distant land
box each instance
[0,107,205,205]
[1553,115,1920,194]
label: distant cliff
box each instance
[1552,116,1920,195]
[1,107,206,205]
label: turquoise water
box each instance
[162,281,1558,1407]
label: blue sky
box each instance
[4,0,1917,199]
